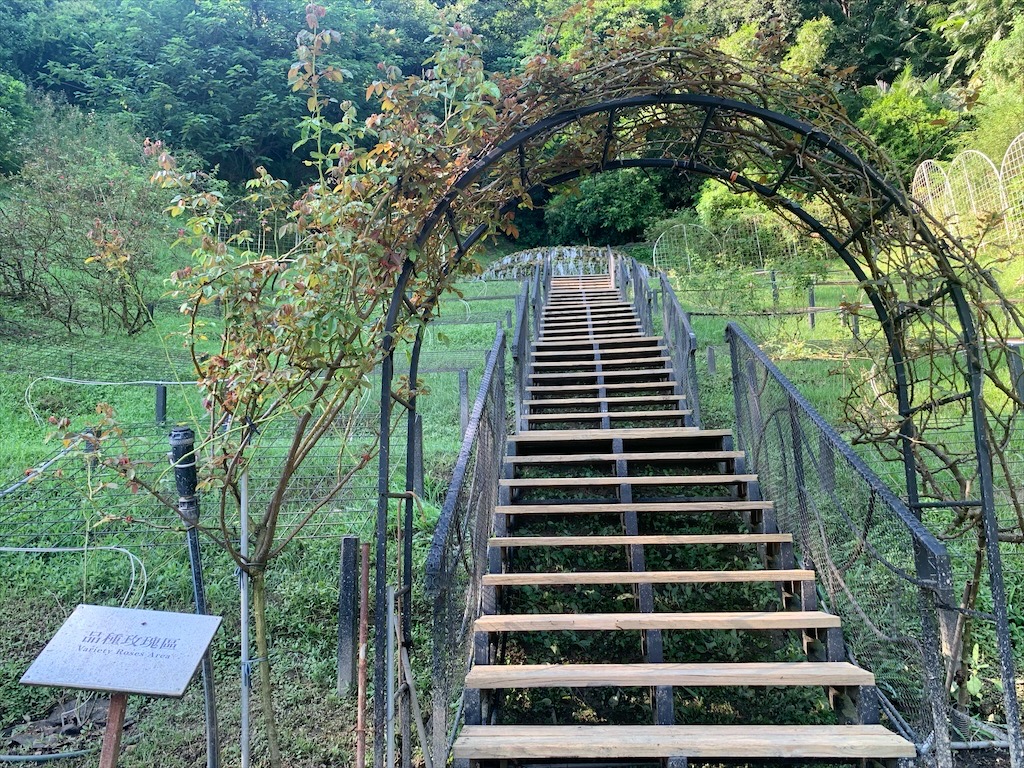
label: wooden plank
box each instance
[531,345,668,358]
[453,725,915,759]
[521,410,692,422]
[543,317,638,327]
[531,356,668,367]
[529,368,672,380]
[524,397,684,409]
[526,394,684,407]
[527,381,677,393]
[510,427,731,442]
[501,473,755,487]
[474,611,842,633]
[541,325,642,337]
[533,335,661,348]
[494,500,773,516]
[488,533,792,547]
[464,662,874,689]
[505,450,740,464]
[482,569,815,586]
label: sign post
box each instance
[21,604,222,768]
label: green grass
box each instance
[0,267,516,765]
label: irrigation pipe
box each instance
[25,376,191,425]
[0,747,98,763]
[0,439,82,498]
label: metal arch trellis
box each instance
[374,91,1022,766]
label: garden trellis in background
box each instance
[371,30,1023,764]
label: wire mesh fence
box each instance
[912,132,1024,245]
[727,321,956,757]
[421,329,506,764]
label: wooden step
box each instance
[474,611,842,633]
[501,473,754,488]
[533,333,657,348]
[540,328,643,341]
[505,450,741,465]
[454,724,915,760]
[530,355,669,368]
[531,345,668,358]
[530,368,671,381]
[482,569,815,586]
[532,335,659,348]
[494,500,772,515]
[464,661,874,689]
[542,317,639,329]
[526,394,684,407]
[488,533,792,547]
[510,427,729,442]
[521,409,692,422]
[527,381,678,393]
[543,305,634,315]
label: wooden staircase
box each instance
[452,273,916,767]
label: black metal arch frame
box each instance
[372,93,1022,765]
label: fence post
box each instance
[413,414,424,499]
[155,384,167,424]
[1008,343,1024,400]
[706,346,716,377]
[771,270,779,308]
[338,535,360,693]
[170,427,220,768]
[819,432,835,494]
[808,282,816,329]
[459,369,470,438]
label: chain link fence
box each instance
[727,321,956,758]
[422,329,506,764]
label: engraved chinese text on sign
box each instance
[21,604,222,698]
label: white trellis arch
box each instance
[652,222,722,272]
[1000,132,1024,239]
[912,159,955,221]
[948,149,1009,241]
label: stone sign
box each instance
[21,604,222,698]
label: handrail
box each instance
[423,328,506,596]
[725,322,952,578]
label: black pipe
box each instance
[170,427,220,768]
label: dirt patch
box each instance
[2,696,123,756]
[954,749,1012,767]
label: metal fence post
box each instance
[459,369,470,438]
[155,384,167,424]
[338,536,360,693]
[1008,343,1024,401]
[808,282,816,329]
[169,427,220,768]
[413,414,424,499]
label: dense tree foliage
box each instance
[0,0,1019,236]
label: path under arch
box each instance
[452,272,915,766]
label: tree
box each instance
[545,169,666,245]
[782,15,835,73]
[855,67,963,179]
[0,97,174,332]
[0,72,29,174]
[84,10,517,766]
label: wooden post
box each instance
[706,346,716,376]
[99,692,129,768]
[808,282,816,329]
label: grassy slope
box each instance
[0,271,518,766]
